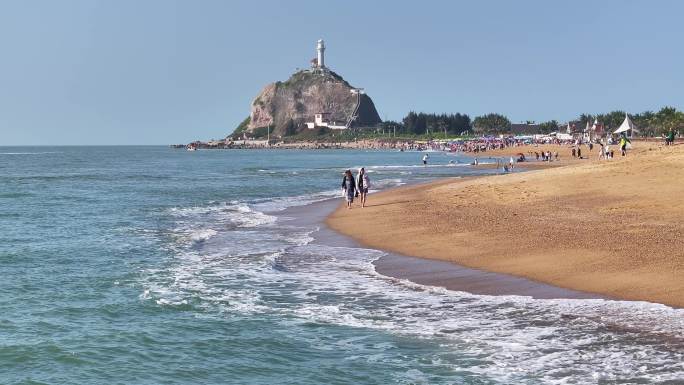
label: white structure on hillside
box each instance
[316,39,325,68]
[305,112,347,130]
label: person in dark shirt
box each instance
[341,170,357,209]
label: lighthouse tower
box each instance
[316,39,325,69]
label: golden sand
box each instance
[327,142,684,307]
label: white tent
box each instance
[614,115,639,135]
[566,122,572,134]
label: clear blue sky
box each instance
[1,0,682,145]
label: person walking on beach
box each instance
[341,170,357,209]
[666,129,676,146]
[619,134,631,156]
[422,153,429,166]
[356,167,370,208]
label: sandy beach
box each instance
[327,142,684,307]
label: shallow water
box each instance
[1,146,682,384]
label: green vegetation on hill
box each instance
[278,69,351,90]
[233,117,251,136]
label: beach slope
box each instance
[327,145,684,307]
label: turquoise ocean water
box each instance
[1,146,682,384]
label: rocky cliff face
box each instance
[244,70,381,136]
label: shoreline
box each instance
[277,188,600,301]
[326,144,684,308]
[176,137,673,152]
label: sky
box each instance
[1,0,682,145]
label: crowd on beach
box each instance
[334,127,684,210]
[337,131,654,208]
[446,137,572,154]
[181,127,679,154]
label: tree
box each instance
[596,111,626,132]
[380,120,403,136]
[538,120,559,134]
[399,112,471,136]
[633,111,655,136]
[655,106,684,135]
[412,113,427,135]
[472,113,511,134]
[284,119,297,136]
[402,111,418,134]
[578,114,594,127]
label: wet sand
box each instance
[279,197,598,299]
[327,143,684,308]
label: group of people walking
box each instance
[341,168,371,209]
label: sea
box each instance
[1,146,682,385]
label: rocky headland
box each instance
[234,69,382,137]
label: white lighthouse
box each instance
[316,39,325,68]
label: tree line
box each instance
[576,107,684,136]
[376,106,684,137]
[381,112,471,136]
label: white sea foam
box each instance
[370,178,405,190]
[251,177,406,213]
[368,164,469,170]
[140,192,684,384]
[189,228,217,242]
[251,189,341,213]
[168,202,277,228]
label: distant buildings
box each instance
[565,119,605,141]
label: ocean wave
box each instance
[251,177,407,213]
[250,189,342,212]
[189,228,218,242]
[368,164,470,170]
[281,244,684,383]
[140,183,684,384]
[370,178,405,190]
[168,202,277,228]
[142,233,684,383]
